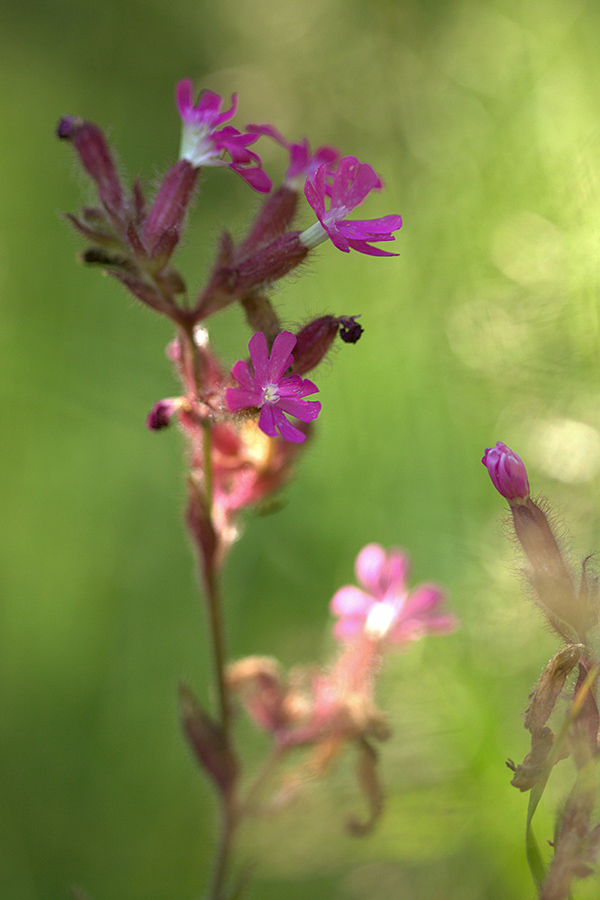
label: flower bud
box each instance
[236,186,299,257]
[230,233,309,293]
[142,159,198,259]
[57,116,125,224]
[482,441,530,502]
[179,685,237,795]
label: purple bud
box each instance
[57,117,125,224]
[232,233,309,293]
[482,441,530,501]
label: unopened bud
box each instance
[230,233,308,293]
[57,116,125,224]
[179,685,238,795]
[482,441,530,502]
[237,186,299,257]
[142,160,198,259]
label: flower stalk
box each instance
[56,78,457,900]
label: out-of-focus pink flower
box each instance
[330,543,455,643]
[482,441,530,502]
[247,123,340,191]
[146,397,188,430]
[176,80,271,192]
[301,156,403,256]
[226,331,321,443]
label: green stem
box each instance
[203,553,230,737]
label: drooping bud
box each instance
[482,441,530,502]
[290,316,363,375]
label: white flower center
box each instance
[364,601,397,639]
[179,126,218,168]
[263,383,280,404]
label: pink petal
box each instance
[333,616,368,641]
[330,585,372,618]
[230,359,257,392]
[383,549,410,590]
[277,396,321,422]
[345,239,399,257]
[402,585,445,618]
[248,332,269,383]
[233,165,272,193]
[268,331,297,381]
[339,215,403,237]
[176,79,194,119]
[226,386,261,410]
[257,404,278,438]
[270,407,306,442]
[355,544,388,598]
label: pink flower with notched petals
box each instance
[331,543,456,644]
[226,331,321,443]
[247,123,340,191]
[176,80,271,193]
[301,156,403,256]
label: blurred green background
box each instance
[4,0,600,897]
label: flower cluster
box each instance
[58,80,455,894]
[58,78,403,547]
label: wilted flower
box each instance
[330,543,455,643]
[226,331,321,443]
[176,80,271,192]
[301,156,403,256]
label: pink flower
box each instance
[226,332,321,443]
[482,441,530,502]
[247,123,339,190]
[176,80,271,192]
[301,156,403,256]
[330,543,455,643]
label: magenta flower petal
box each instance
[257,404,279,438]
[330,586,372,617]
[355,544,389,597]
[302,156,402,256]
[277,396,321,421]
[176,80,271,192]
[226,387,260,410]
[230,359,257,393]
[267,331,297,381]
[247,332,270,383]
[227,331,322,442]
[248,123,339,189]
